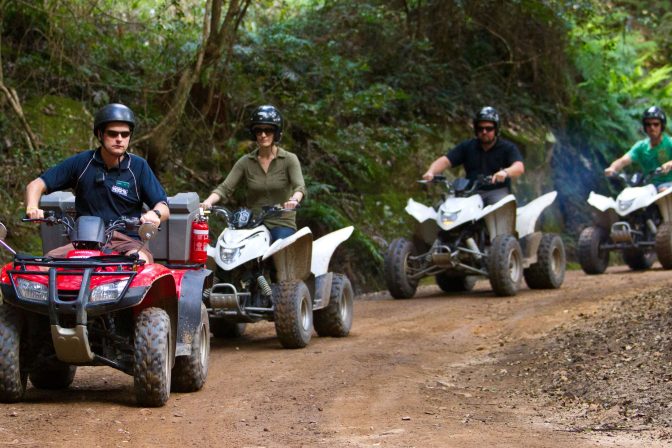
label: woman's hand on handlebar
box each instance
[282,198,300,210]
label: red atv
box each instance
[0,198,211,407]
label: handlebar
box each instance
[607,167,665,187]
[210,204,296,229]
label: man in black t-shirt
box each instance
[24,103,169,262]
[422,106,525,205]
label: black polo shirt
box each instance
[40,149,168,231]
[446,137,523,191]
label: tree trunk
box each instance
[134,0,251,171]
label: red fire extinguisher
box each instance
[190,211,209,264]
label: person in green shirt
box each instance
[605,106,672,191]
[200,105,306,241]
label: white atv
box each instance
[384,175,565,298]
[205,205,354,349]
[578,168,672,274]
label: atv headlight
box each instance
[90,280,128,303]
[440,210,460,226]
[220,246,242,264]
[16,278,48,301]
[618,198,634,211]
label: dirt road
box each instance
[2,266,672,447]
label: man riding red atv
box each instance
[0,195,211,407]
[0,103,211,407]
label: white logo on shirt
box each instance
[111,185,128,196]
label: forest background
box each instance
[1,0,671,292]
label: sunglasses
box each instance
[644,121,661,129]
[476,125,496,133]
[104,130,131,139]
[254,127,276,136]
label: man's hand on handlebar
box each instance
[25,207,44,220]
[422,171,434,181]
[604,167,618,177]
[491,169,509,184]
[140,210,161,226]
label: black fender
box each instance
[176,268,212,355]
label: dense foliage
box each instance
[1,0,670,290]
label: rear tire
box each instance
[172,303,209,392]
[210,318,247,339]
[523,233,566,289]
[274,281,313,349]
[622,248,656,271]
[655,222,672,269]
[133,307,171,407]
[577,226,609,274]
[29,360,76,390]
[0,305,26,403]
[488,235,523,297]
[314,274,354,338]
[435,272,476,293]
[384,238,419,299]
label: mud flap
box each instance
[312,272,333,311]
[519,232,542,268]
[176,269,212,356]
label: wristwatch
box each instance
[152,209,162,219]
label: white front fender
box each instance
[311,226,354,276]
[263,227,313,282]
[405,198,437,223]
[587,191,617,213]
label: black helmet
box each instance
[642,106,667,130]
[473,106,500,134]
[93,103,136,138]
[249,105,283,142]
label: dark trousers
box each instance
[477,187,510,206]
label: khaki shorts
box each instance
[46,231,154,263]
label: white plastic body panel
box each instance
[516,191,557,238]
[311,226,355,276]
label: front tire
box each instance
[172,303,209,393]
[523,233,566,289]
[488,235,523,297]
[133,307,172,407]
[384,238,419,299]
[314,274,354,338]
[0,305,26,403]
[274,281,313,349]
[577,226,609,274]
[655,222,672,269]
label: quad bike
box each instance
[384,175,565,298]
[578,168,672,274]
[0,205,211,407]
[205,205,354,349]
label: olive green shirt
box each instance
[212,147,306,229]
